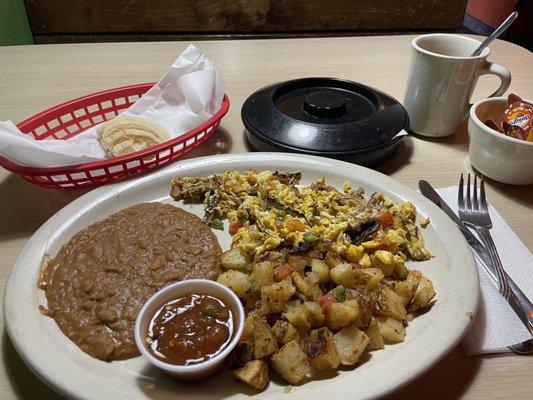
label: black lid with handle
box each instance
[242,77,408,164]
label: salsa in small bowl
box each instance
[135,279,245,380]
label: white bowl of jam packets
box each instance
[134,279,245,381]
[468,94,533,185]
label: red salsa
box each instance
[145,293,233,366]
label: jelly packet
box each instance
[501,94,532,141]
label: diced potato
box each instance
[271,340,311,384]
[333,324,370,366]
[343,299,360,313]
[325,251,343,269]
[309,258,330,282]
[264,251,287,267]
[376,316,406,343]
[229,341,255,369]
[393,258,409,280]
[243,311,260,341]
[271,320,300,345]
[253,318,278,359]
[291,271,312,295]
[408,275,436,312]
[365,318,384,350]
[249,261,274,292]
[387,279,418,307]
[287,254,308,273]
[330,263,357,288]
[306,271,321,284]
[301,327,339,370]
[353,268,384,291]
[291,272,322,299]
[303,301,325,327]
[406,269,422,284]
[347,291,372,329]
[260,278,296,314]
[283,300,311,331]
[242,290,260,310]
[220,247,252,271]
[232,360,269,391]
[217,270,250,298]
[375,285,407,321]
[325,302,358,330]
[370,250,395,276]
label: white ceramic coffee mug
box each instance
[404,34,511,137]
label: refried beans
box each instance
[38,202,222,361]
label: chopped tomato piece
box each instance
[285,218,306,232]
[274,263,293,281]
[318,294,337,311]
[373,238,390,251]
[378,212,394,228]
[229,221,243,235]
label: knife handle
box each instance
[476,226,533,336]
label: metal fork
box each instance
[458,173,533,351]
[458,173,510,295]
[508,338,533,355]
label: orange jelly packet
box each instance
[502,93,533,142]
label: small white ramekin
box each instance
[468,96,533,185]
[134,279,245,381]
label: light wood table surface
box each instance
[0,35,532,399]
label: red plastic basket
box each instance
[0,83,230,189]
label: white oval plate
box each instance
[4,153,478,400]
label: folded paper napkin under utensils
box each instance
[0,44,224,168]
[433,186,532,355]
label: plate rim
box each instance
[3,152,479,400]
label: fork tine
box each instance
[473,174,479,210]
[480,177,488,212]
[458,173,464,211]
[466,174,472,210]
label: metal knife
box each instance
[419,180,533,334]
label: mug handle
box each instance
[465,61,511,120]
[479,61,512,97]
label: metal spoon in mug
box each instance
[470,11,518,56]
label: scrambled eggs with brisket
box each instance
[170,170,431,263]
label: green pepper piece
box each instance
[303,231,318,244]
[335,286,346,302]
[210,219,224,230]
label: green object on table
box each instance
[0,0,33,45]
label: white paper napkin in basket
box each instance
[0,44,224,168]
[435,186,533,355]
